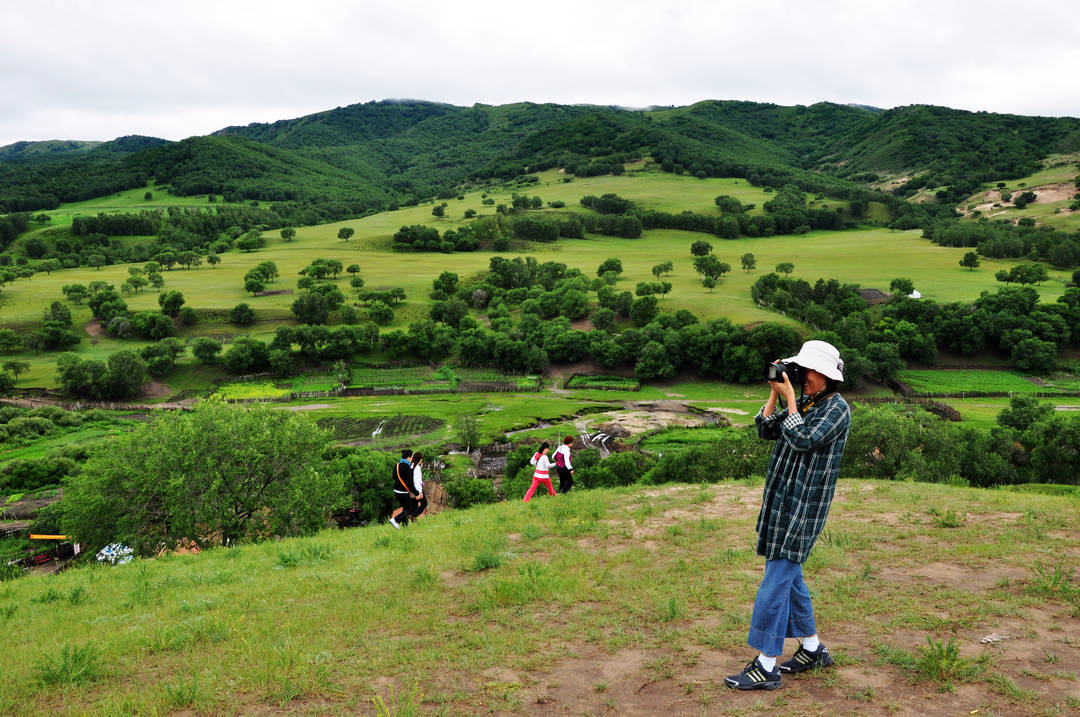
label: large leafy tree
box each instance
[60,401,346,554]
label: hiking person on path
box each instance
[523,441,557,502]
[389,448,417,528]
[390,451,428,526]
[554,435,575,493]
[725,340,851,691]
[406,452,428,521]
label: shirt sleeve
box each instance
[755,405,784,441]
[564,446,573,470]
[779,402,848,454]
[413,466,423,494]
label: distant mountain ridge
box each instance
[0,135,166,162]
[2,99,1078,215]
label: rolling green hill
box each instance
[0,135,166,163]
[5,99,1079,218]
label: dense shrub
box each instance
[60,401,346,554]
[641,428,770,484]
[575,451,655,489]
[444,476,498,508]
[329,447,399,525]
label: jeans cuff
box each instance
[748,626,785,657]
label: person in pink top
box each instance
[523,442,557,502]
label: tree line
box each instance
[924,218,1080,269]
[752,272,1080,376]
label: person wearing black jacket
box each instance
[389,449,417,528]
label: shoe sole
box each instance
[724,678,781,690]
[780,654,834,674]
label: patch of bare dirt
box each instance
[84,319,104,337]
[568,317,592,331]
[140,381,171,399]
[599,409,706,433]
[1,491,61,520]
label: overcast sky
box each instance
[3,0,1079,147]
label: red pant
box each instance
[523,477,557,502]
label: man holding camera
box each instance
[725,340,851,691]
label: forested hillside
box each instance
[2,98,1079,218]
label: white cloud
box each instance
[2,0,1078,146]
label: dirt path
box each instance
[0,396,191,412]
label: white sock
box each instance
[757,654,777,671]
[801,635,820,652]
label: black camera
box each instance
[766,361,804,386]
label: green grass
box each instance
[1,480,1078,714]
[564,375,640,391]
[213,382,291,400]
[17,183,245,234]
[637,426,731,454]
[289,375,340,393]
[897,369,1080,395]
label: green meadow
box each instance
[3,190,1070,331]
[1,168,1074,431]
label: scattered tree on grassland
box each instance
[693,254,730,279]
[741,252,757,273]
[596,257,623,276]
[338,227,355,241]
[158,290,185,317]
[889,278,915,296]
[56,350,147,399]
[775,262,795,276]
[959,252,980,271]
[996,263,1049,286]
[230,303,255,326]
[191,337,222,364]
[456,414,480,453]
[2,360,30,380]
[690,240,713,257]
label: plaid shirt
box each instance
[753,393,850,563]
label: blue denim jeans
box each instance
[747,558,817,656]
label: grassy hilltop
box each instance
[2,481,1078,715]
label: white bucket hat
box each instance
[783,340,844,381]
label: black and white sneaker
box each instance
[724,657,782,690]
[780,644,834,674]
